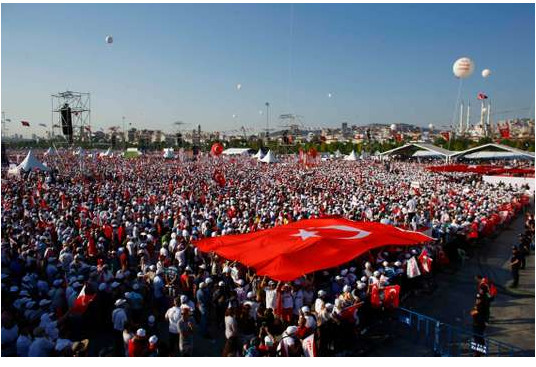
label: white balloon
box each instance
[105,35,113,44]
[482,69,491,78]
[327,93,332,98]
[258,110,263,115]
[232,114,237,119]
[236,83,242,91]
[452,57,474,79]
[390,124,397,131]
[428,123,434,130]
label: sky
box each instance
[1,3,535,137]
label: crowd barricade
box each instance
[393,308,529,357]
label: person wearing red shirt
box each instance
[128,328,148,357]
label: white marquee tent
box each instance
[17,150,49,172]
[260,150,278,163]
[344,150,358,161]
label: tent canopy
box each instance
[253,149,265,159]
[451,143,535,160]
[195,218,432,281]
[412,150,443,157]
[344,150,358,161]
[380,143,453,160]
[222,148,252,156]
[163,148,174,159]
[17,150,49,172]
[260,150,278,163]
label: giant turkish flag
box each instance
[195,218,433,281]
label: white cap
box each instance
[340,269,348,276]
[136,328,146,337]
[325,303,333,310]
[343,285,351,292]
[382,261,389,267]
[180,295,188,303]
[115,299,126,307]
[357,282,366,290]
[264,336,274,346]
[301,306,310,313]
[218,281,225,287]
[149,335,158,344]
[132,283,139,290]
[205,277,213,284]
[199,282,206,289]
[318,290,327,297]
[148,315,155,324]
[394,261,402,267]
[373,271,380,277]
[237,279,244,286]
[361,276,367,282]
[98,283,107,292]
[285,326,298,335]
[247,291,255,299]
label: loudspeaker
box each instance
[192,146,199,156]
[60,104,73,137]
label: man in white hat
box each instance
[177,305,195,356]
[315,290,327,315]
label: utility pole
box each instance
[122,116,126,149]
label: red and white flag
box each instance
[418,249,433,273]
[383,285,401,309]
[195,218,433,281]
[70,285,96,315]
[21,120,30,127]
[301,333,316,357]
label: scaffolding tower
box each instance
[51,91,91,143]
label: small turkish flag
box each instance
[21,120,30,127]
[70,285,96,315]
[418,249,433,273]
[212,169,226,187]
[383,285,400,309]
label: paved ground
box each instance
[400,210,535,355]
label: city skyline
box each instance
[2,3,535,138]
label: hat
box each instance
[39,299,52,307]
[394,261,402,267]
[205,277,213,284]
[318,290,327,297]
[136,328,146,337]
[382,261,389,267]
[218,281,225,287]
[325,303,334,310]
[115,299,127,307]
[343,285,351,293]
[180,304,191,313]
[373,271,380,277]
[148,315,155,325]
[137,272,144,278]
[236,279,244,286]
[149,335,158,344]
[301,306,310,313]
[268,280,275,286]
[180,295,188,304]
[264,336,274,347]
[340,269,348,276]
[357,282,366,290]
[285,326,298,335]
[199,282,206,289]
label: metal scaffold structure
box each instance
[51,90,91,143]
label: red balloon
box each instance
[211,142,224,156]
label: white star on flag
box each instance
[291,229,320,241]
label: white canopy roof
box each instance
[464,151,529,159]
[344,150,358,161]
[260,150,278,163]
[222,148,251,156]
[254,149,265,159]
[412,150,442,157]
[163,148,174,159]
[17,150,49,172]
[44,147,55,156]
[99,147,113,157]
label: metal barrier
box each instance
[394,307,529,357]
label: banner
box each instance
[302,333,316,357]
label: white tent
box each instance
[44,147,54,156]
[99,147,113,157]
[344,150,358,161]
[334,150,342,158]
[222,148,251,156]
[74,147,84,156]
[412,150,442,157]
[464,151,528,160]
[254,149,265,159]
[17,150,49,172]
[260,150,278,163]
[163,148,175,159]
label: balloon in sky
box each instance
[482,69,491,78]
[259,110,263,115]
[428,123,434,130]
[390,124,397,131]
[236,83,242,91]
[327,93,332,98]
[232,114,237,119]
[452,57,474,79]
[105,35,113,44]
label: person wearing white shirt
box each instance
[164,298,181,356]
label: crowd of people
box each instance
[1,149,533,357]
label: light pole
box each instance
[122,116,126,149]
[265,102,270,141]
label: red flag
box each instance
[418,249,433,273]
[21,120,30,127]
[70,285,96,314]
[440,131,450,141]
[212,169,226,187]
[477,92,488,100]
[370,284,381,308]
[383,285,400,309]
[195,218,432,281]
[498,124,510,139]
[339,303,360,322]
